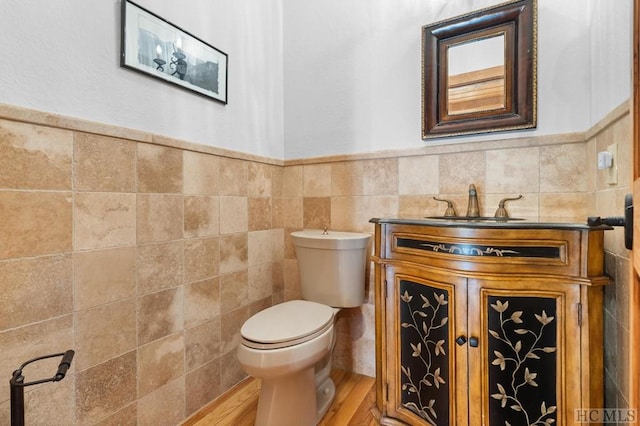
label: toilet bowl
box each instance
[238,300,335,377]
[237,229,370,426]
[237,300,336,426]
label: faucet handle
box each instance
[494,195,523,218]
[433,197,457,217]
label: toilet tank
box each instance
[291,229,371,308]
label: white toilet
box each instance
[237,229,371,426]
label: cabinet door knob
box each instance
[455,335,467,346]
[469,336,479,347]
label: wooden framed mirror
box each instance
[422,0,537,139]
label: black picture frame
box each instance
[120,0,228,104]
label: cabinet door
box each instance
[467,278,582,426]
[384,264,468,425]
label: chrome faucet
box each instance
[466,184,480,217]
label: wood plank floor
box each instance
[181,369,377,426]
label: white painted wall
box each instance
[0,1,631,160]
[282,0,631,159]
[589,0,632,124]
[0,0,284,159]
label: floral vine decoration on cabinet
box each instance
[398,280,558,426]
[488,298,557,426]
[399,282,450,424]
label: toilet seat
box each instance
[240,300,335,350]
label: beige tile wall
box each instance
[0,110,284,425]
[587,104,633,410]
[0,101,631,424]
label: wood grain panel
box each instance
[181,369,375,426]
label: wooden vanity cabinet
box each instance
[371,220,609,426]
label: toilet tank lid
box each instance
[291,229,371,250]
[241,300,335,344]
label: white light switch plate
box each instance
[597,151,613,169]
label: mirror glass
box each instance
[447,34,505,115]
[422,0,536,139]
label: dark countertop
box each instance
[369,216,613,231]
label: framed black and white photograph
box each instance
[121,0,228,104]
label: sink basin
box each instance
[425,216,525,222]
